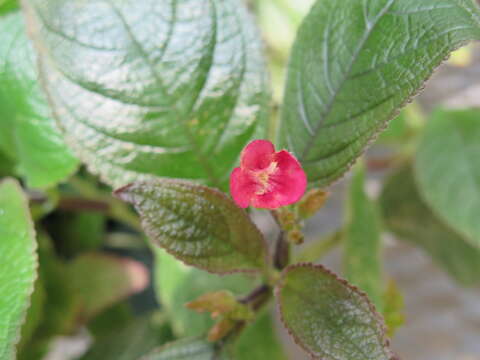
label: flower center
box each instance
[254,161,278,195]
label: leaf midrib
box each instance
[299,0,396,162]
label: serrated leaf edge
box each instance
[274,262,399,360]
[114,179,269,275]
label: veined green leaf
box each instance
[414,109,480,248]
[140,338,230,360]
[276,263,395,360]
[278,0,480,186]
[381,165,480,286]
[0,179,38,360]
[23,0,269,188]
[0,12,78,188]
[116,179,267,274]
[344,163,383,310]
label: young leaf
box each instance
[153,248,253,338]
[414,109,480,248]
[381,165,480,286]
[0,179,38,360]
[140,338,229,360]
[0,12,78,188]
[278,0,480,186]
[344,164,383,310]
[23,0,270,188]
[116,179,268,274]
[276,263,396,360]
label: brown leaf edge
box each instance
[113,178,269,275]
[274,262,400,360]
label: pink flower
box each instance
[230,140,307,209]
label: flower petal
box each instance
[230,167,257,208]
[240,140,275,171]
[270,150,307,204]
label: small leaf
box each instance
[116,179,267,274]
[344,163,383,310]
[276,263,396,360]
[67,253,149,320]
[381,165,480,286]
[23,0,269,188]
[414,109,480,248]
[278,0,480,186]
[153,248,254,338]
[0,179,38,360]
[0,11,78,188]
[140,338,230,360]
[186,290,253,321]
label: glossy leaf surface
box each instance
[24,0,269,188]
[279,0,480,185]
[117,180,267,273]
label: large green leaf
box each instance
[153,248,253,337]
[414,109,480,248]
[344,164,383,310]
[276,264,395,360]
[381,165,480,286]
[23,0,269,188]
[0,179,38,360]
[117,179,267,274]
[278,0,480,186]
[140,338,230,360]
[0,12,78,188]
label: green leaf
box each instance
[344,163,383,310]
[414,108,480,248]
[117,179,267,274]
[80,316,171,360]
[0,0,18,15]
[0,12,78,188]
[276,263,395,360]
[153,248,253,338]
[0,179,38,360]
[67,253,149,321]
[278,0,480,186]
[140,338,230,360]
[24,0,269,188]
[381,280,405,338]
[381,165,480,286]
[234,311,287,360]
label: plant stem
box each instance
[295,230,343,263]
[239,284,271,311]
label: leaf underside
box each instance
[279,0,480,186]
[23,0,269,188]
